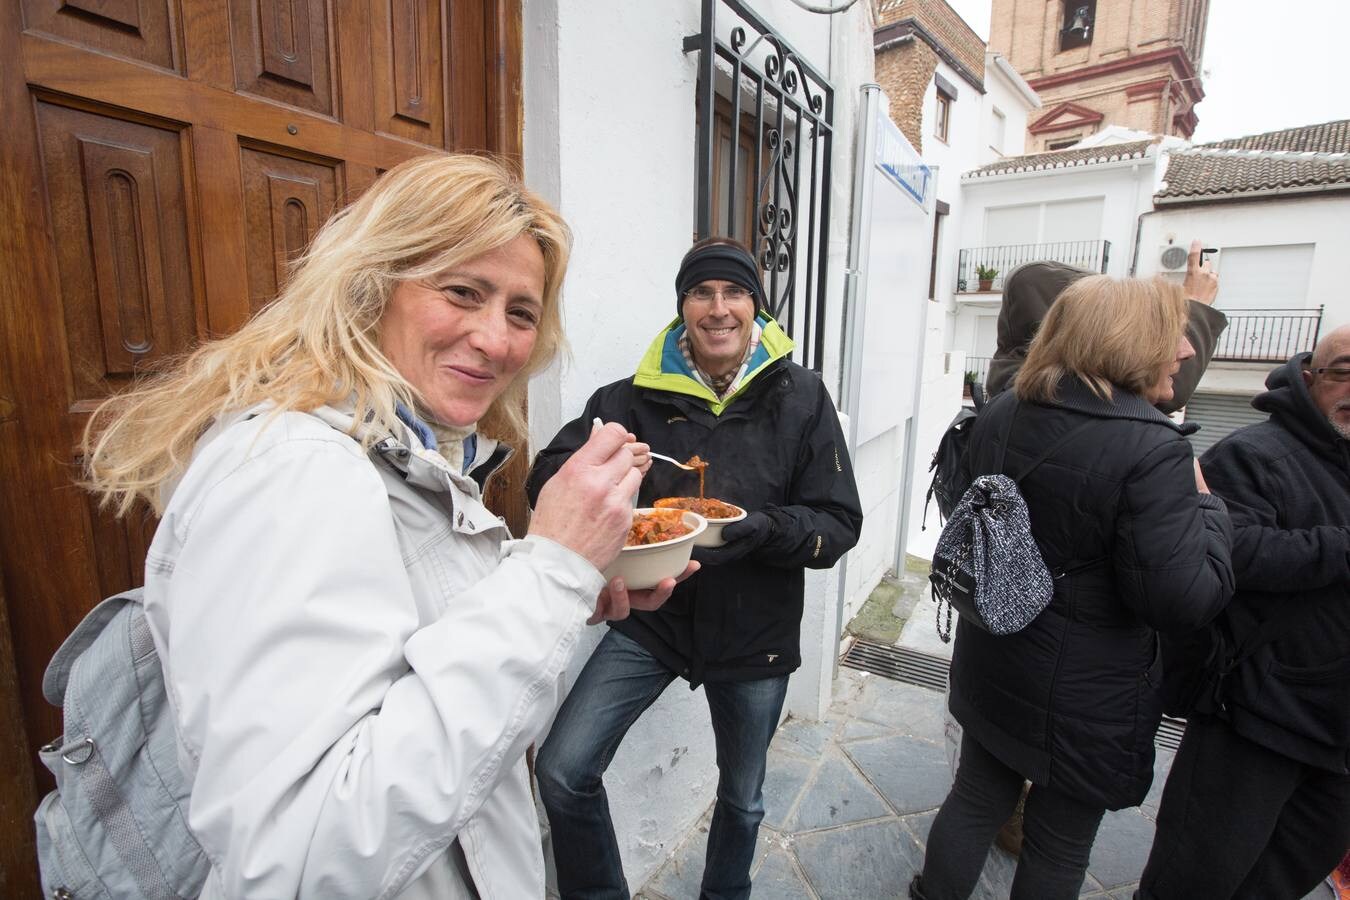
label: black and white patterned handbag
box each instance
[930,402,1094,642]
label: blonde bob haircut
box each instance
[1013,274,1187,405]
[85,153,571,516]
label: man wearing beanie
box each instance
[528,237,863,899]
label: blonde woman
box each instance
[912,276,1234,900]
[84,154,691,899]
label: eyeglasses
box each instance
[683,285,754,304]
[1311,366,1350,383]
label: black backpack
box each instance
[925,384,985,525]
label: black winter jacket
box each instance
[1200,354,1350,773]
[527,336,862,686]
[950,378,1234,810]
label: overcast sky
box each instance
[942,0,1350,143]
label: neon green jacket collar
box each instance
[632,314,795,415]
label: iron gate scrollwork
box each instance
[685,0,835,373]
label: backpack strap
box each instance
[993,399,1095,484]
[990,401,1101,581]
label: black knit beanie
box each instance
[675,242,766,315]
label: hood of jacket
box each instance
[632,313,795,415]
[985,262,1091,395]
[1252,353,1350,468]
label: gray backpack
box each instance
[34,588,211,899]
[929,401,1097,643]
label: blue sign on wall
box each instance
[875,109,930,207]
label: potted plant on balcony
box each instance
[976,264,998,292]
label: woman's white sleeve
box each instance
[153,437,602,898]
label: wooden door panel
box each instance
[447,0,490,151]
[23,33,429,172]
[86,496,159,604]
[35,101,200,405]
[240,145,340,314]
[372,0,446,147]
[0,3,524,886]
[21,0,181,71]
[228,0,334,116]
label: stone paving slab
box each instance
[843,733,950,816]
[761,749,815,832]
[794,819,920,899]
[750,847,816,898]
[786,749,892,832]
[851,678,947,742]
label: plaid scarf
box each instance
[678,321,762,400]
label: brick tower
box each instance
[990,0,1210,152]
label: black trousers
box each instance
[918,733,1105,900]
[1139,714,1350,900]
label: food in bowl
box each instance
[626,508,695,546]
[605,509,708,590]
[654,496,747,547]
[653,497,743,520]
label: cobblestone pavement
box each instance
[636,668,1337,900]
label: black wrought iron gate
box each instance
[685,0,835,373]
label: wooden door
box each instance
[0,2,522,893]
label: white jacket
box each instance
[142,405,604,899]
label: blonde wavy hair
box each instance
[1014,275,1187,404]
[85,153,571,516]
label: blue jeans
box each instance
[536,629,789,900]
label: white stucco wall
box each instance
[523,0,877,886]
[979,54,1038,166]
[905,325,967,562]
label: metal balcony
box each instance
[956,240,1110,293]
[1213,307,1324,363]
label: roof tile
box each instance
[964,139,1154,178]
[1156,119,1350,201]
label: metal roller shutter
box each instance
[1184,392,1267,456]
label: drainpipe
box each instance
[1129,209,1156,276]
[1128,149,1159,276]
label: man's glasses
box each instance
[1311,367,1350,383]
[684,285,754,304]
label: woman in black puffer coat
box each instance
[913,276,1235,900]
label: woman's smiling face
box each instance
[379,234,545,427]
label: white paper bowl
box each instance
[654,499,747,547]
[603,509,707,590]
[692,503,747,547]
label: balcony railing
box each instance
[957,240,1110,293]
[1213,307,1324,363]
[963,355,991,392]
